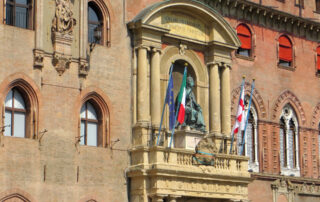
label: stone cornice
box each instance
[199,0,320,41]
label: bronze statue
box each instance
[177,76,206,132]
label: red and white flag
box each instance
[232,87,245,134]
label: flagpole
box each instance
[240,79,255,156]
[169,66,187,148]
[229,76,246,154]
[156,62,174,146]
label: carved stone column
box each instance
[137,46,150,123]
[168,195,181,202]
[221,64,231,135]
[151,48,161,126]
[151,195,165,202]
[209,62,221,134]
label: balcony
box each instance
[128,144,252,201]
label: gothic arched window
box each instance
[80,101,99,146]
[88,0,110,46]
[237,96,259,172]
[4,88,26,138]
[279,104,300,177]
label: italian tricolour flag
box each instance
[177,68,187,124]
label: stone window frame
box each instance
[279,104,300,177]
[1,79,39,139]
[235,23,255,61]
[277,34,295,71]
[88,0,111,47]
[78,92,110,148]
[4,0,35,30]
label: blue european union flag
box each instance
[165,75,175,130]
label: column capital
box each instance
[151,47,162,54]
[168,195,181,202]
[135,45,150,51]
[206,61,231,68]
[150,194,167,202]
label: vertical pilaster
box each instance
[221,64,231,135]
[137,46,150,123]
[151,48,161,126]
[209,62,221,134]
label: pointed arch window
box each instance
[278,35,293,67]
[279,105,300,176]
[88,0,110,46]
[80,101,98,146]
[237,96,259,172]
[5,0,34,29]
[236,24,252,57]
[4,88,26,138]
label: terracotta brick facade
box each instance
[0,0,320,201]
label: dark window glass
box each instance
[88,3,102,44]
[6,0,31,29]
[317,0,320,12]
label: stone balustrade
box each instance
[128,146,251,201]
[130,146,250,178]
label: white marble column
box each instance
[137,46,150,122]
[151,48,161,126]
[221,64,231,135]
[209,62,221,134]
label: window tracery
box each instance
[279,104,300,176]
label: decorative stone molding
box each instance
[311,103,320,128]
[51,0,76,75]
[232,82,266,118]
[199,0,320,42]
[272,90,306,125]
[271,178,295,202]
[33,49,44,69]
[52,52,71,76]
[52,0,76,35]
[271,178,320,202]
[79,58,89,77]
[179,43,187,55]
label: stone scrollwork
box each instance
[79,59,89,77]
[52,0,76,35]
[33,49,44,69]
[51,0,76,75]
[52,52,71,76]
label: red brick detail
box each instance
[162,43,168,50]
[311,103,320,128]
[258,121,268,172]
[231,82,267,119]
[194,50,205,65]
[271,90,306,126]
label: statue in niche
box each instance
[176,76,206,132]
[52,0,76,35]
